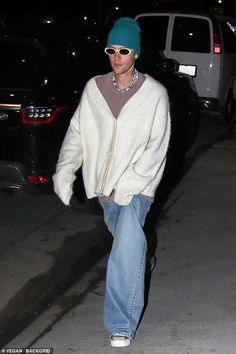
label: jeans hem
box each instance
[109,327,135,340]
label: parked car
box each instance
[136,12,236,126]
[0,23,107,193]
[0,23,199,213]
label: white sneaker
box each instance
[110,334,131,347]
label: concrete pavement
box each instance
[6,126,236,353]
[0,197,111,347]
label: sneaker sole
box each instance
[110,338,131,347]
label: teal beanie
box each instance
[107,17,141,56]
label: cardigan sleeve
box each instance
[52,105,83,205]
[114,91,171,205]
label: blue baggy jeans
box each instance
[98,195,152,340]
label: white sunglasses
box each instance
[104,47,134,56]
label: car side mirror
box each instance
[157,58,179,73]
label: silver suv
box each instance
[136,12,236,126]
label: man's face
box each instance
[107,45,136,76]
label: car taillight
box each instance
[213,32,221,54]
[28,175,49,184]
[21,105,67,125]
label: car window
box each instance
[35,40,68,89]
[30,37,99,89]
[171,16,210,53]
[220,20,236,53]
[136,34,167,78]
[137,16,169,51]
[0,39,43,88]
[62,37,99,87]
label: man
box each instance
[53,17,171,348]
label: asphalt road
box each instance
[0,113,229,348]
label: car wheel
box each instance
[217,90,235,127]
[183,92,200,151]
[162,103,186,185]
[225,90,236,129]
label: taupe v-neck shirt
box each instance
[95,71,146,118]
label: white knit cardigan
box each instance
[53,74,171,206]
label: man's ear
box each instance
[135,54,138,59]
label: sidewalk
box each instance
[0,199,111,347]
[7,129,236,353]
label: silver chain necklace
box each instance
[112,69,139,93]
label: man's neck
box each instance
[114,69,136,88]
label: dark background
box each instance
[0,0,236,28]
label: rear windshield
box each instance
[137,16,169,51]
[171,16,210,53]
[0,36,98,89]
[0,39,42,88]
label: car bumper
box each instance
[0,160,51,193]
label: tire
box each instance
[225,91,236,130]
[216,90,235,127]
[163,102,186,185]
[183,92,200,151]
